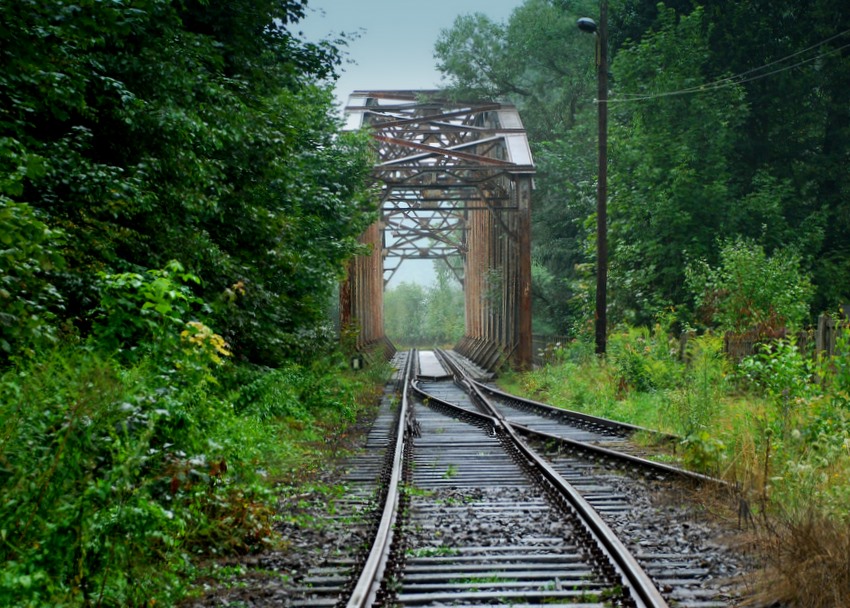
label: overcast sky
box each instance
[296,1,523,111]
[296,1,525,287]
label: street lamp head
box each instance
[577,17,598,34]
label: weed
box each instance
[0,345,386,606]
[671,333,726,438]
[407,546,459,557]
[400,484,433,498]
[501,322,850,602]
[752,510,850,608]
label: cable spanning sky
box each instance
[297,1,524,287]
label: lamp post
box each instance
[577,2,608,356]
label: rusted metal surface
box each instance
[340,222,391,356]
[343,90,535,369]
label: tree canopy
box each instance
[436,0,850,334]
[1,0,377,365]
[384,262,465,346]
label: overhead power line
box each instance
[605,27,850,104]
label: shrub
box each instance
[0,351,187,606]
[608,324,682,393]
[686,237,813,332]
[670,333,727,436]
[0,198,65,360]
[0,345,340,605]
[92,260,204,361]
[739,339,817,437]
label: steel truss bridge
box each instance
[340,90,534,370]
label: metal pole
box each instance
[517,176,533,369]
[595,0,608,356]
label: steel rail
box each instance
[345,350,414,608]
[469,369,677,442]
[441,349,648,425]
[510,422,728,487]
[434,350,670,608]
[409,380,501,429]
[414,374,727,488]
[438,351,729,488]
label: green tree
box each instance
[384,281,428,345]
[701,0,850,313]
[435,0,599,335]
[608,5,749,323]
[612,0,850,318]
[0,3,378,604]
[424,261,465,344]
[0,0,375,364]
[439,0,850,334]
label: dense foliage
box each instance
[1,0,376,365]
[686,238,814,332]
[0,344,384,606]
[0,1,380,605]
[436,0,850,333]
[384,263,465,345]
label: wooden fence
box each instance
[815,314,847,357]
[721,315,846,361]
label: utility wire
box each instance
[607,28,850,104]
[617,26,850,98]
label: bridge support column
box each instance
[340,223,393,361]
[516,175,533,370]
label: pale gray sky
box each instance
[297,1,523,111]
[296,1,525,287]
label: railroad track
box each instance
[434,348,722,487]
[422,349,743,607]
[295,349,746,607]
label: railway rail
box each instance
[293,349,746,607]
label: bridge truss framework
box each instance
[340,91,534,370]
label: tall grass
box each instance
[504,326,850,606]
[0,348,386,607]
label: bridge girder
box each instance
[341,91,534,370]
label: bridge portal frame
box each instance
[341,91,534,370]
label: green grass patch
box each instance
[406,546,460,558]
[507,330,850,516]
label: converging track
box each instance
[304,349,748,608]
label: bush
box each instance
[739,339,816,437]
[0,198,65,360]
[686,237,813,332]
[671,333,727,436]
[608,323,682,393]
[0,343,376,606]
[0,351,188,606]
[236,359,359,422]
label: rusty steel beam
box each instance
[343,91,535,370]
[517,175,533,369]
[373,135,515,167]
